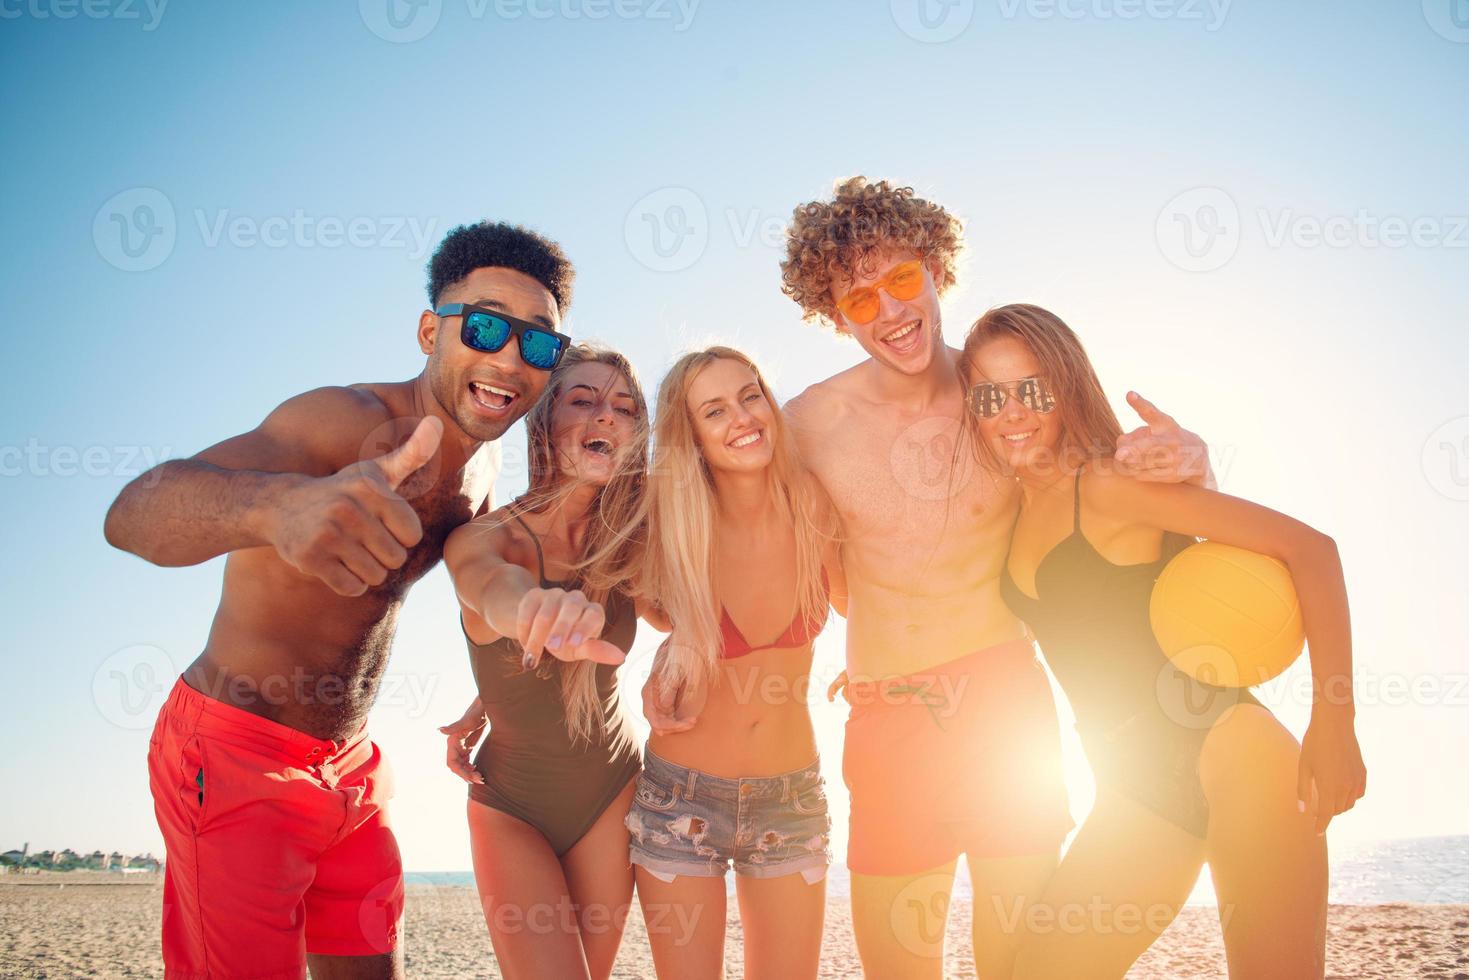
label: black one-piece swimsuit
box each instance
[1000,467,1264,839]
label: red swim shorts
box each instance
[147,677,403,979]
[842,639,1073,876]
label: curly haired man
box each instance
[781,177,1213,978]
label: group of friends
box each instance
[105,177,1367,979]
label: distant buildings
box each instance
[0,843,161,873]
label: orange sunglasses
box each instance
[835,258,928,325]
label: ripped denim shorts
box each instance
[625,747,832,884]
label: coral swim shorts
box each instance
[147,677,403,979]
[842,639,1073,876]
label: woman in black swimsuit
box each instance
[960,305,1366,979]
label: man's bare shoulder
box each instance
[786,363,868,437]
[192,384,397,478]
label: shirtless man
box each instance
[778,178,1212,978]
[104,221,590,979]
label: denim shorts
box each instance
[625,748,832,883]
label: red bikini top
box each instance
[719,571,830,660]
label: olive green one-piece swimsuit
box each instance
[463,512,640,854]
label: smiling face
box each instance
[420,266,562,442]
[547,361,641,487]
[685,357,777,476]
[828,250,944,375]
[964,334,1064,475]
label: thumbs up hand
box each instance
[267,416,444,596]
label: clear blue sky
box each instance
[1,1,1466,875]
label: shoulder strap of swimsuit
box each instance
[1073,465,1085,532]
[509,509,549,585]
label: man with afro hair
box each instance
[105,219,585,980]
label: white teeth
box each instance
[729,431,762,448]
[471,381,516,399]
[583,438,613,455]
[883,321,919,343]
[1003,432,1035,442]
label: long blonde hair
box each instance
[514,344,649,743]
[640,347,831,695]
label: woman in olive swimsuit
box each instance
[440,345,665,980]
[960,305,1366,979]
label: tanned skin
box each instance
[784,250,1213,980]
[103,266,562,978]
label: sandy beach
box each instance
[2,873,1465,978]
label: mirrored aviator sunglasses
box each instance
[967,376,1056,419]
[435,304,569,371]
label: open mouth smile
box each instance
[879,319,922,354]
[469,380,520,415]
[728,429,764,450]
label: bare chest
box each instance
[812,413,1005,543]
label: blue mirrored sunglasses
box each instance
[434,304,569,371]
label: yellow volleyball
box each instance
[1150,541,1305,688]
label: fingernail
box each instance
[547,635,562,649]
[569,633,584,647]
[522,653,535,669]
[1297,800,1306,813]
